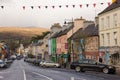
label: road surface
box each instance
[0,59,120,80]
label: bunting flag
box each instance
[72,5,75,8]
[45,6,48,9]
[0,2,111,10]
[59,5,62,8]
[1,6,4,9]
[93,3,96,7]
[86,4,89,7]
[52,6,55,9]
[38,6,41,9]
[66,5,68,8]
[80,5,82,8]
[112,0,116,3]
[31,6,34,9]
[23,6,25,10]
[101,3,104,5]
[108,2,111,6]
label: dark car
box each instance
[70,59,116,74]
[33,59,41,66]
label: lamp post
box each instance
[64,18,74,62]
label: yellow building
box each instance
[98,0,120,65]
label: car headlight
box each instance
[108,66,113,68]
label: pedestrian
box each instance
[108,56,113,65]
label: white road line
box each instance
[32,72,53,80]
[0,71,10,74]
[23,70,27,80]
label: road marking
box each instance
[71,77,87,80]
[23,70,27,80]
[0,71,10,74]
[0,76,4,79]
[32,72,53,80]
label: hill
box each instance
[0,27,50,50]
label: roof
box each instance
[69,24,98,40]
[50,24,73,38]
[57,24,73,37]
[99,0,120,15]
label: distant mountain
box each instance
[0,27,50,50]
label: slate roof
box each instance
[99,0,120,15]
[50,24,73,38]
[69,24,98,40]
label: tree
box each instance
[31,31,50,43]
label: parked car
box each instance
[10,55,16,60]
[40,61,60,68]
[33,59,41,66]
[70,59,116,74]
[0,60,7,68]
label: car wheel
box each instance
[54,65,57,68]
[42,65,46,68]
[75,66,81,72]
[103,67,109,74]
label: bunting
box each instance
[1,6,4,9]
[0,2,111,10]
[23,6,25,10]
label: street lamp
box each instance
[64,18,74,62]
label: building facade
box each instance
[99,0,120,65]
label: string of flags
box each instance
[0,2,111,10]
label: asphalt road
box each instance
[0,59,120,80]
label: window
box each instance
[114,32,117,45]
[101,18,104,29]
[106,16,110,27]
[101,34,104,45]
[107,33,110,45]
[113,13,117,27]
[82,60,89,64]
[88,60,96,64]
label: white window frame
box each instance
[101,34,104,45]
[106,16,110,27]
[114,32,117,45]
[107,33,110,45]
[113,13,117,27]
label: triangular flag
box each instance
[38,6,41,9]
[108,2,111,6]
[72,5,75,8]
[59,5,62,8]
[80,5,82,8]
[31,6,34,9]
[86,4,89,7]
[101,3,104,5]
[45,6,48,9]
[52,6,55,9]
[66,5,68,8]
[93,3,96,7]
[1,6,4,9]
[23,6,25,10]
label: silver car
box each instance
[0,60,7,68]
[40,61,60,68]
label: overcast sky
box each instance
[0,0,111,28]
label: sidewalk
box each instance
[115,66,120,75]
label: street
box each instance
[0,59,120,80]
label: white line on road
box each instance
[32,72,53,80]
[23,70,27,80]
[0,71,10,74]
